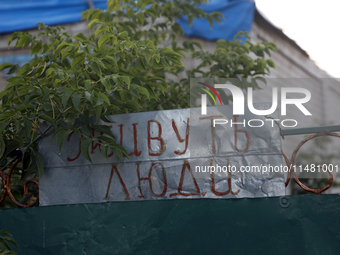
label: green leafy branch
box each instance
[0,229,17,255]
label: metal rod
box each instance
[282,125,340,136]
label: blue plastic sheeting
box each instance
[0,54,33,66]
[0,0,255,41]
[0,0,107,34]
[0,54,33,78]
[178,0,255,41]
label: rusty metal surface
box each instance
[38,105,285,206]
[0,158,39,208]
[283,131,339,194]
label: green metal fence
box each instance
[1,194,340,254]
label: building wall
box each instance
[251,20,340,193]
[251,20,340,150]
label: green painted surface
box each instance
[0,195,340,254]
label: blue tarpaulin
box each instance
[0,0,107,34]
[178,0,255,41]
[0,54,34,78]
[0,0,255,40]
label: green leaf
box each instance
[133,84,149,98]
[0,238,11,251]
[94,106,102,122]
[0,136,5,159]
[100,144,109,160]
[0,230,12,236]
[2,236,18,250]
[159,48,173,54]
[61,88,73,107]
[7,32,18,46]
[103,56,117,66]
[92,125,114,138]
[71,54,85,69]
[100,77,111,91]
[15,34,28,48]
[122,76,130,88]
[0,112,16,121]
[188,15,194,26]
[161,57,172,68]
[84,80,92,91]
[23,117,32,139]
[53,79,61,87]
[100,115,112,123]
[81,137,92,163]
[38,62,47,76]
[46,68,53,77]
[135,58,146,71]
[7,64,19,75]
[2,139,21,159]
[56,130,70,152]
[154,53,160,63]
[266,59,275,68]
[0,63,12,71]
[85,91,92,103]
[98,34,112,48]
[73,33,88,42]
[94,58,106,69]
[55,42,70,52]
[72,91,83,111]
[87,19,100,31]
[34,151,45,177]
[206,16,213,28]
[17,63,31,76]
[108,141,129,159]
[61,46,73,60]
[97,93,110,105]
[0,90,9,100]
[0,121,9,134]
[31,41,43,55]
[97,135,116,145]
[27,67,37,76]
[118,31,128,40]
[95,25,109,38]
[137,13,144,24]
[149,58,162,69]
[40,115,56,129]
[90,62,101,76]
[17,86,29,97]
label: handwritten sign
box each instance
[39,104,285,206]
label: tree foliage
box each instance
[0,229,17,255]
[0,0,277,207]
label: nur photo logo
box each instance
[196,82,223,114]
[195,81,312,128]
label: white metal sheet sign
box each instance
[39,104,285,206]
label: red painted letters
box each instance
[172,118,190,155]
[136,162,167,198]
[147,120,166,156]
[105,164,130,200]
